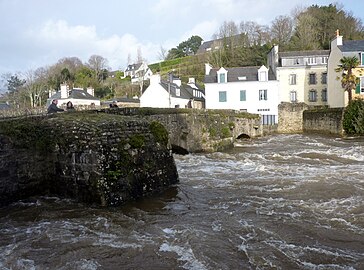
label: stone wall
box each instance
[0,112,178,206]
[278,102,310,133]
[102,107,262,153]
[303,108,344,135]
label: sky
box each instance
[0,0,363,78]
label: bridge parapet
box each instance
[102,108,262,153]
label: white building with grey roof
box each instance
[204,63,279,124]
[47,84,100,108]
[140,74,205,109]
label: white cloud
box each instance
[23,20,163,71]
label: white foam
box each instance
[159,243,207,270]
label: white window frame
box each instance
[289,74,296,85]
[259,89,267,101]
[290,90,297,102]
[307,57,317,65]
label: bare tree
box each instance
[158,45,168,61]
[271,15,294,47]
[239,21,270,46]
[22,68,49,108]
[87,55,109,83]
[136,47,143,64]
[213,20,239,39]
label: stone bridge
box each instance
[103,107,263,154]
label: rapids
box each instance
[0,134,363,269]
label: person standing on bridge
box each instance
[47,99,64,114]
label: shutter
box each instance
[356,82,360,94]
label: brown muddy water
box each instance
[0,134,363,269]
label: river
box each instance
[0,134,363,269]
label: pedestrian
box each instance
[47,99,64,114]
[66,101,75,111]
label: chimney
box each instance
[87,87,94,96]
[60,84,68,99]
[173,78,181,87]
[188,78,195,84]
[150,74,161,85]
[331,29,343,48]
[205,63,213,75]
[48,89,56,98]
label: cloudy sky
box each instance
[0,0,363,76]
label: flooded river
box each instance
[0,134,363,269]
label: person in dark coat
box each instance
[47,99,64,114]
[66,101,75,111]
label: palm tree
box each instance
[335,56,360,103]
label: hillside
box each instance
[149,54,207,85]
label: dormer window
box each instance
[259,71,267,81]
[307,57,317,65]
[258,66,268,82]
[219,73,226,83]
[217,67,228,83]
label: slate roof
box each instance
[49,89,99,100]
[125,63,143,72]
[339,40,364,52]
[279,50,329,58]
[0,103,10,110]
[159,81,205,101]
[205,66,276,83]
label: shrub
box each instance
[343,99,364,134]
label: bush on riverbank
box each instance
[343,99,364,135]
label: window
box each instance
[361,53,364,66]
[259,71,267,81]
[259,89,267,101]
[321,88,327,102]
[219,73,226,83]
[309,89,317,102]
[219,91,227,102]
[309,73,317,85]
[307,57,317,65]
[322,57,328,64]
[289,74,296,85]
[240,90,246,101]
[290,91,297,102]
[321,72,327,84]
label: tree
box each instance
[239,21,270,46]
[166,35,203,60]
[157,46,168,60]
[271,15,293,48]
[290,12,320,50]
[335,56,360,103]
[22,68,49,108]
[6,74,25,94]
[87,55,109,83]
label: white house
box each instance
[47,84,100,108]
[327,31,364,108]
[140,74,205,109]
[124,62,153,84]
[204,63,279,124]
[268,45,329,106]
